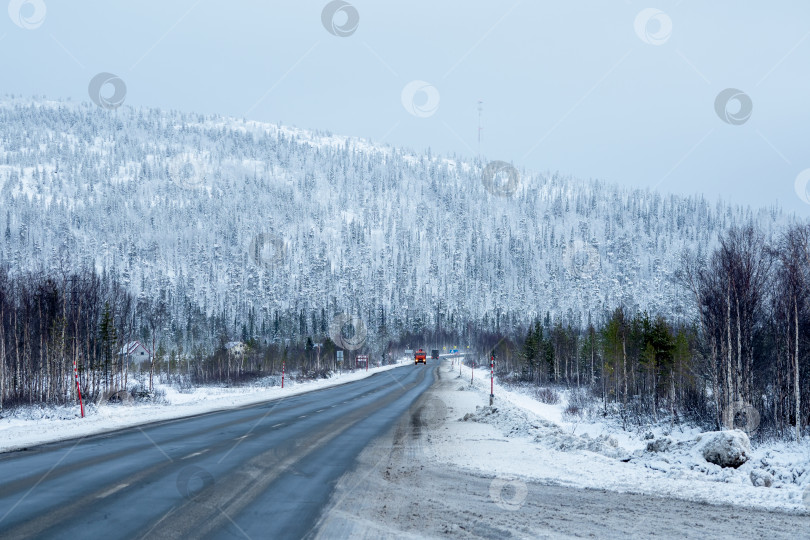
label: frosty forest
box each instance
[0,99,808,441]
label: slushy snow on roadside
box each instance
[430,361,810,515]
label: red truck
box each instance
[414,349,427,365]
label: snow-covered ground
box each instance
[431,360,810,514]
[0,360,407,453]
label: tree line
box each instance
[513,221,809,440]
[0,267,400,409]
[0,268,132,408]
[2,219,807,444]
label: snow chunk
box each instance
[696,430,751,468]
[646,436,673,453]
[749,469,773,488]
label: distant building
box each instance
[120,341,152,364]
[225,341,246,356]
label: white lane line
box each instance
[330,405,336,408]
[298,415,307,419]
[97,483,129,499]
[234,435,250,441]
[181,449,209,460]
[272,423,284,428]
[316,409,325,413]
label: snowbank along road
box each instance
[314,360,810,539]
[0,364,435,539]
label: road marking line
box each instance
[316,409,324,413]
[272,423,284,428]
[97,483,128,498]
[298,415,307,419]
[181,449,208,460]
[234,435,250,441]
[331,405,336,408]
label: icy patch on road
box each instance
[431,362,810,514]
[0,361,407,453]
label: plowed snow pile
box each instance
[462,404,629,460]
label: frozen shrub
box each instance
[562,404,583,421]
[535,387,560,405]
[568,388,593,408]
[174,376,194,394]
[564,388,594,419]
[130,386,167,404]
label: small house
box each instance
[120,341,152,364]
[225,341,246,356]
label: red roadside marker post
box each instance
[490,354,495,406]
[282,361,285,389]
[73,358,84,418]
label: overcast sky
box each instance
[2,1,809,214]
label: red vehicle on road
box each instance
[414,349,427,365]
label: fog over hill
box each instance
[0,98,786,344]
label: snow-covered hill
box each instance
[0,97,787,344]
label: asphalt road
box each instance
[0,363,435,539]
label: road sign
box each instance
[336,350,343,362]
[356,354,369,372]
